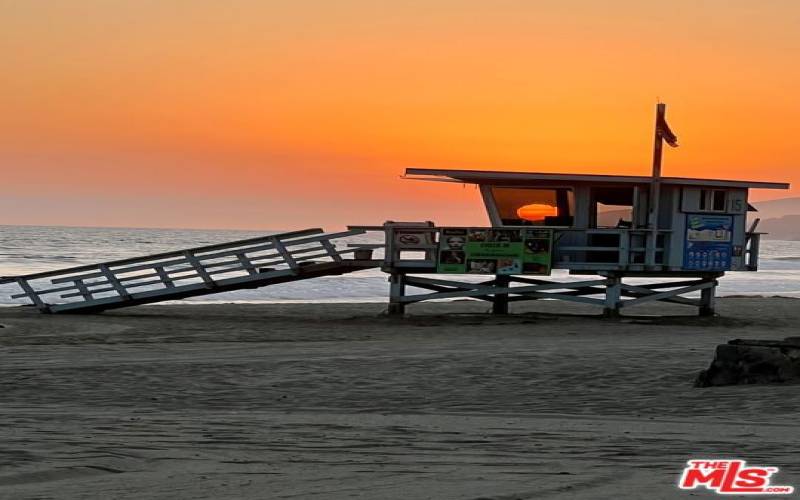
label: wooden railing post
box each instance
[618,231,630,268]
[74,280,93,300]
[235,254,258,275]
[270,237,298,270]
[183,251,216,288]
[155,266,176,287]
[320,239,343,263]
[98,264,131,300]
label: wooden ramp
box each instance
[2,228,380,314]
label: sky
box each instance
[1,0,798,230]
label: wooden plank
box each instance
[620,289,700,306]
[400,279,611,302]
[51,258,192,284]
[49,295,128,313]
[508,276,556,286]
[50,262,365,313]
[10,281,82,299]
[47,228,359,285]
[41,267,194,297]
[619,280,703,292]
[404,276,497,290]
[400,289,606,306]
[26,229,325,282]
[61,265,305,299]
[620,281,713,308]
[61,278,167,298]
[390,260,439,269]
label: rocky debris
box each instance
[696,337,800,387]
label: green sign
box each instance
[437,227,552,275]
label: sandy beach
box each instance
[1,297,799,499]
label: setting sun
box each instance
[517,203,559,222]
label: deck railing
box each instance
[550,228,670,270]
[356,223,672,272]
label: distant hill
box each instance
[752,197,800,240]
[758,215,800,240]
[752,197,800,221]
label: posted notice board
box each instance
[437,227,553,275]
[683,214,733,271]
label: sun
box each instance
[516,203,558,222]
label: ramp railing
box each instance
[8,228,372,313]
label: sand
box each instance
[1,297,799,499]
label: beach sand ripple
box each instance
[1,298,798,499]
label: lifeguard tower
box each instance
[2,105,790,317]
[373,167,787,316]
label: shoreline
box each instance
[2,292,799,310]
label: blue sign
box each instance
[683,214,733,271]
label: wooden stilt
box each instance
[604,274,621,318]
[699,275,717,316]
[492,275,510,315]
[388,273,406,316]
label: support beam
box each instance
[388,273,406,315]
[493,275,510,315]
[699,277,718,316]
[398,278,611,303]
[620,281,713,308]
[604,275,621,318]
[402,275,497,290]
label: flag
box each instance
[657,114,679,147]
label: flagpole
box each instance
[646,103,666,268]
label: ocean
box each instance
[2,224,800,307]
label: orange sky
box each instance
[1,0,798,229]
